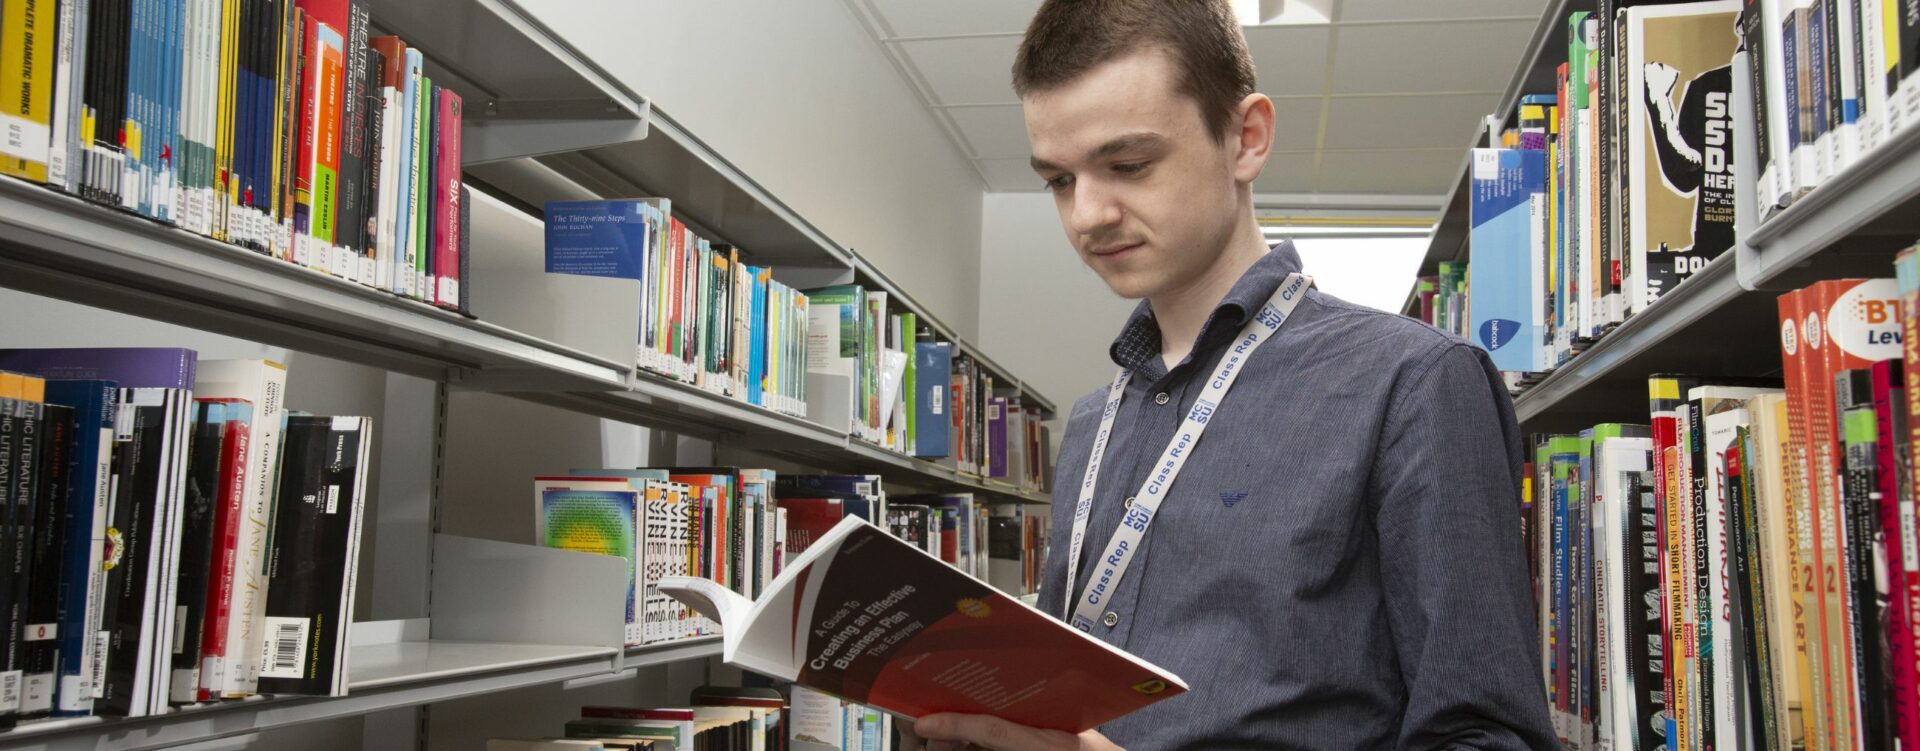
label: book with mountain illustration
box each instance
[658,515,1185,733]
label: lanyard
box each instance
[1063,272,1312,632]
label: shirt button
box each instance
[1153,392,1170,405]
[1103,611,1120,627]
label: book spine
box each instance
[1841,384,1892,750]
[196,406,248,701]
[48,0,86,189]
[1875,361,1920,750]
[432,89,460,309]
[410,74,429,302]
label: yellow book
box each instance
[214,0,241,241]
[0,0,56,182]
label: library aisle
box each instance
[7,0,1907,748]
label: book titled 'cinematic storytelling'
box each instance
[659,515,1185,733]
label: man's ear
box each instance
[1231,93,1276,186]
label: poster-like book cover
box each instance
[1467,147,1548,373]
[1624,2,1740,313]
[660,516,1186,734]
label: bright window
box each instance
[1286,236,1429,313]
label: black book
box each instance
[1685,398,1717,748]
[257,415,370,697]
[1622,469,1666,751]
[1836,369,1892,750]
[0,382,29,728]
[360,46,384,277]
[336,1,371,263]
[96,388,186,717]
[167,400,228,705]
[81,0,130,205]
[20,404,75,719]
[1723,428,1770,749]
[458,183,473,316]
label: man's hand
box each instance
[896,713,1124,751]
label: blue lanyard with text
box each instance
[1063,272,1312,632]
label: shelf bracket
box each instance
[464,117,651,165]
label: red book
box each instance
[672,472,737,591]
[293,0,348,31]
[1871,358,1920,750]
[775,498,844,560]
[431,89,462,310]
[658,517,1185,734]
[196,399,252,702]
[293,15,321,240]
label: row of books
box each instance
[803,288,1052,491]
[0,348,366,729]
[1746,0,1920,221]
[545,200,811,418]
[541,202,1053,492]
[1524,248,1920,751]
[535,468,1049,649]
[1424,1,1745,376]
[0,0,471,311]
[486,686,794,750]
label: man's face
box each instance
[1024,49,1246,301]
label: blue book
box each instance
[750,270,768,407]
[912,342,952,458]
[1466,148,1547,373]
[40,380,116,716]
[544,199,668,281]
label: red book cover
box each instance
[293,15,321,239]
[293,0,348,32]
[776,498,844,559]
[658,517,1184,734]
[432,89,462,310]
[1871,358,1920,750]
[196,399,252,702]
[1779,286,1835,749]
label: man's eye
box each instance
[1113,161,1149,175]
[1044,174,1075,192]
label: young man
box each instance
[905,2,1554,750]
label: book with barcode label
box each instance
[256,415,370,697]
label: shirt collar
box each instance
[1107,240,1305,378]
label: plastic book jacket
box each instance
[660,516,1186,734]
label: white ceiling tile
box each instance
[947,106,1032,159]
[978,158,1047,192]
[1252,151,1319,193]
[1320,94,1499,150]
[1314,149,1468,194]
[1245,26,1334,97]
[1329,20,1537,94]
[899,36,1024,105]
[865,0,1040,38]
[1271,98,1324,151]
[1339,0,1548,22]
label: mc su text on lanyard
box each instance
[1063,272,1312,632]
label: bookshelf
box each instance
[1400,0,1920,433]
[0,0,1057,747]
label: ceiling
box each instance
[843,0,1549,203]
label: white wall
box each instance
[520,0,987,340]
[975,193,1139,415]
[976,192,1429,423]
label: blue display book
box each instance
[1466,148,1548,373]
[543,199,668,281]
[912,342,952,458]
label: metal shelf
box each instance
[466,105,1060,417]
[0,175,630,389]
[1509,253,1785,431]
[1739,122,1920,289]
[0,638,721,751]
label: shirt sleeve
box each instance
[1370,342,1557,750]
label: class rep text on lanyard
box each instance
[1063,272,1312,632]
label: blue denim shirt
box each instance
[1040,242,1555,750]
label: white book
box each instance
[1691,387,1777,749]
[1859,0,1889,153]
[48,0,87,191]
[193,359,289,699]
[1596,436,1653,749]
[1760,0,1799,210]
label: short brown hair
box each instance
[1012,0,1258,141]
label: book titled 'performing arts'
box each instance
[658,515,1186,733]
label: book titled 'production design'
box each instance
[659,516,1185,733]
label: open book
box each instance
[658,515,1187,734]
